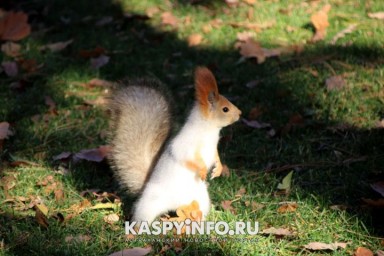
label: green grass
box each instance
[1,0,384,255]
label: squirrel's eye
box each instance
[222,107,229,113]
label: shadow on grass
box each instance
[1,0,383,254]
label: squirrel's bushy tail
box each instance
[108,79,172,194]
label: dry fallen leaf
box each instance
[330,24,357,45]
[95,16,113,27]
[39,39,73,52]
[354,247,374,256]
[367,12,384,20]
[52,152,72,161]
[65,235,91,243]
[242,118,271,129]
[235,187,246,197]
[242,0,256,5]
[0,122,13,140]
[103,213,120,224]
[18,58,40,73]
[34,204,49,228]
[1,61,18,77]
[310,4,331,42]
[304,242,348,251]
[1,42,21,57]
[90,55,110,69]
[236,38,265,63]
[221,164,230,177]
[54,189,65,202]
[161,12,178,28]
[146,6,160,17]
[277,202,298,213]
[45,95,57,113]
[108,246,152,256]
[79,46,106,58]
[362,198,384,207]
[87,78,114,87]
[0,11,31,41]
[236,31,255,42]
[370,181,384,197]
[221,200,236,214]
[73,145,111,162]
[261,227,293,237]
[187,33,202,46]
[236,38,300,64]
[326,75,346,91]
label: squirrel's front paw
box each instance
[199,169,207,181]
[211,161,223,179]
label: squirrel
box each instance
[108,67,241,224]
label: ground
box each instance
[0,0,384,255]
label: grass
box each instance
[1,0,384,255]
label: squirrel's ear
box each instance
[195,67,219,113]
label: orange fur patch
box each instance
[184,149,208,180]
[194,67,219,117]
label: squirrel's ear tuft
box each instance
[195,67,219,114]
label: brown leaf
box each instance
[1,61,18,77]
[229,20,275,32]
[248,106,263,120]
[221,164,230,177]
[304,242,348,251]
[65,235,91,243]
[95,16,113,27]
[221,200,236,214]
[103,213,120,224]
[326,75,346,91]
[330,24,357,45]
[236,38,299,64]
[236,31,255,42]
[362,198,384,207]
[87,78,114,88]
[146,6,160,17]
[0,122,13,139]
[1,42,21,57]
[261,227,293,237]
[235,38,265,63]
[235,187,246,197]
[367,12,384,20]
[79,46,105,58]
[187,33,202,47]
[277,202,298,213]
[161,12,178,28]
[83,96,107,106]
[35,207,49,228]
[289,113,304,125]
[18,59,40,73]
[73,145,111,162]
[242,0,256,5]
[45,96,57,113]
[354,247,374,256]
[108,246,152,256]
[10,160,39,167]
[54,189,65,202]
[1,175,17,190]
[52,152,72,161]
[370,182,384,197]
[242,118,271,129]
[0,11,31,41]
[310,4,331,42]
[90,55,110,69]
[39,39,73,52]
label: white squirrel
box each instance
[108,67,241,224]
